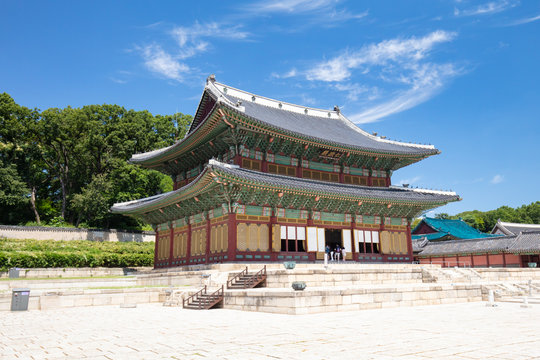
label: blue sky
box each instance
[2,0,539,216]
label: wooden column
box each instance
[471,254,474,268]
[227,213,237,262]
[186,220,192,264]
[153,229,159,269]
[350,218,356,260]
[269,214,277,254]
[406,221,413,261]
[205,214,211,264]
[486,253,490,267]
[169,222,175,267]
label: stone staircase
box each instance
[227,266,267,289]
[182,285,224,310]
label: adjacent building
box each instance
[111,76,459,268]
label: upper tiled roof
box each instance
[491,220,540,236]
[412,217,498,241]
[208,79,438,156]
[131,76,439,164]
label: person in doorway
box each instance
[342,247,346,262]
[325,245,330,261]
[330,246,335,261]
[335,245,341,262]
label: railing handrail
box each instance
[183,285,207,308]
[248,265,266,288]
[227,266,248,288]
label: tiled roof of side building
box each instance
[209,79,438,156]
[412,217,498,240]
[509,230,540,253]
[417,235,518,256]
[491,220,540,236]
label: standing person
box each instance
[335,245,341,262]
[325,244,331,262]
[342,247,347,262]
[330,246,335,261]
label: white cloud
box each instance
[136,22,249,82]
[306,31,456,82]
[272,68,298,79]
[491,174,504,184]
[299,31,460,123]
[508,13,540,26]
[138,44,189,81]
[454,0,517,17]
[247,0,340,14]
[397,176,421,186]
[171,22,249,48]
[349,63,460,123]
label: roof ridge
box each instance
[499,220,540,228]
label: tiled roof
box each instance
[131,77,440,164]
[412,217,497,240]
[210,80,438,156]
[213,161,459,204]
[412,232,447,241]
[417,235,517,256]
[510,230,540,253]
[491,220,540,236]
[417,230,540,256]
[111,160,459,213]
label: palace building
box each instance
[111,75,460,269]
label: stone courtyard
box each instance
[1,301,539,359]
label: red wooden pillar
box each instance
[261,158,268,173]
[471,254,474,268]
[227,212,237,262]
[442,255,446,267]
[153,229,159,269]
[406,221,413,261]
[386,175,391,187]
[502,252,507,268]
[205,214,211,264]
[296,161,302,178]
[186,220,192,264]
[169,222,175,267]
[486,253,490,267]
[269,214,277,254]
[368,174,373,186]
[350,218,356,260]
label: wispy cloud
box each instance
[507,13,540,26]
[305,30,456,82]
[136,22,250,82]
[137,44,189,81]
[246,0,340,14]
[293,31,460,123]
[397,176,422,186]
[244,0,367,27]
[491,174,504,184]
[454,0,518,17]
[349,63,460,123]
[271,68,298,79]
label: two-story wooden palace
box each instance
[111,75,460,269]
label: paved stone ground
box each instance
[1,302,539,360]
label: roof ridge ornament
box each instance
[207,74,216,84]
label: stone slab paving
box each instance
[1,302,539,360]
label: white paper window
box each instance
[355,229,364,243]
[372,231,379,243]
[297,227,306,240]
[365,231,372,243]
[317,228,325,252]
[307,227,318,252]
[280,226,287,239]
[287,226,296,240]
